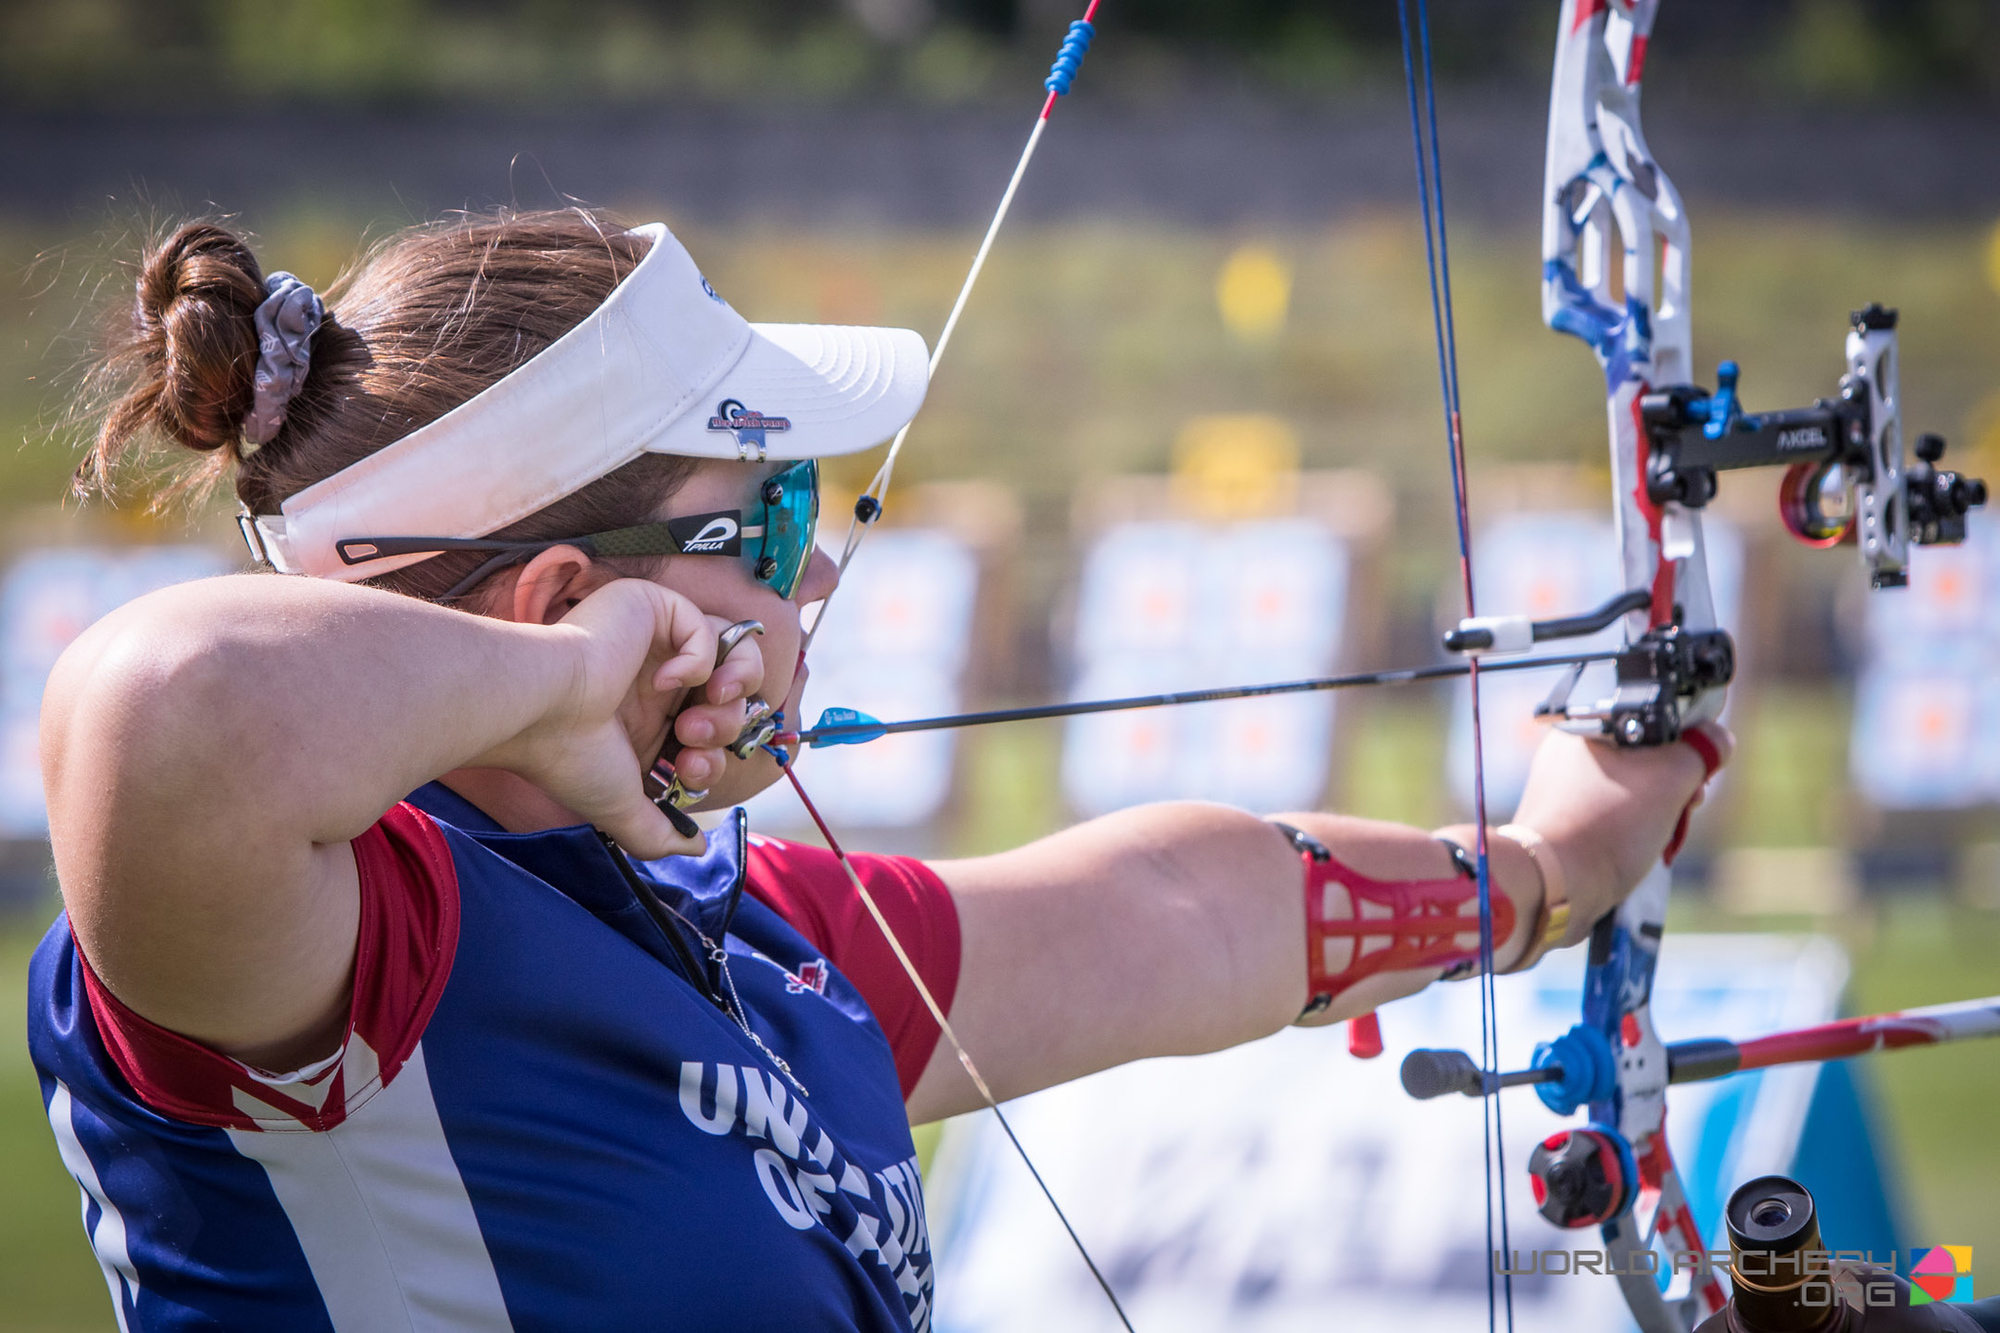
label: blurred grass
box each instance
[1667,884,2000,1267]
[1724,687,1855,848]
[1841,902,2000,1261]
[1671,691,2000,1264]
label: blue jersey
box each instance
[29,784,953,1332]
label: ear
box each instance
[503,545,611,626]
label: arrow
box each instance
[788,649,1624,748]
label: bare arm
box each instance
[40,573,731,1070]
[905,726,1726,1123]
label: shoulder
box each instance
[740,831,962,1098]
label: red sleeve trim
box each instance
[743,835,960,1100]
[79,802,460,1132]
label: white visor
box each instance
[242,221,929,582]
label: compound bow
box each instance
[1399,4,1987,1332]
[743,4,1991,1332]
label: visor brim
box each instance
[644,322,928,462]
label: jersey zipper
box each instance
[598,832,808,1098]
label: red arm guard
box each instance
[1273,822,1517,1019]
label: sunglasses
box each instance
[337,459,821,603]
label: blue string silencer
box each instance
[1044,20,1094,96]
[808,707,886,748]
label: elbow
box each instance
[41,593,269,830]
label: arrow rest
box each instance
[1550,622,1735,748]
[1446,586,1736,749]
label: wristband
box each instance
[1495,823,1569,975]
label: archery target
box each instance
[744,528,981,832]
[0,545,232,838]
[1852,510,2000,808]
[1061,518,1349,818]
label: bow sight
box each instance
[1641,305,1987,589]
[1445,306,1986,752]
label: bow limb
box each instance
[1542,2,1726,1327]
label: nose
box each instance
[795,544,841,607]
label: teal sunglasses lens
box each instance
[754,459,818,599]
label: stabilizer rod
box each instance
[1401,993,2000,1104]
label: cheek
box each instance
[763,618,805,709]
[652,557,805,701]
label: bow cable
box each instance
[1396,1,1515,1328]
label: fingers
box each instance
[594,789,709,862]
[545,585,777,853]
[1672,721,1734,809]
[668,742,730,792]
[539,581,726,855]
[705,624,766,706]
[646,591,720,695]
[1684,721,1735,772]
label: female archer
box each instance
[31,207,1726,1332]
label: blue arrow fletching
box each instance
[808,707,886,747]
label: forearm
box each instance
[1293,815,1546,1021]
[912,801,1552,1119]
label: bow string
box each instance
[776,8,1137,1328]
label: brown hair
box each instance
[82,206,697,603]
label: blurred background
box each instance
[2,0,1998,1328]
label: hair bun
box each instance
[131,222,266,456]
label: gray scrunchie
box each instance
[244,271,324,447]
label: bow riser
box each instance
[1542,4,1727,1329]
[1544,0,1711,633]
